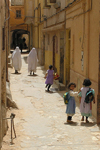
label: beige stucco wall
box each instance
[43,0,66,75]
[45,50,53,69]
[0,2,2,148]
[0,0,9,147]
[25,0,34,17]
[10,6,25,28]
[66,0,99,119]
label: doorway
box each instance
[10,29,30,51]
[66,29,71,85]
[59,31,64,83]
[53,36,56,71]
[43,35,45,65]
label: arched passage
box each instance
[10,29,30,52]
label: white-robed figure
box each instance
[27,47,37,75]
[12,47,22,74]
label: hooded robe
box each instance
[12,47,22,71]
[27,47,37,72]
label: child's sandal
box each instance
[81,116,84,121]
[86,120,89,123]
[67,120,73,124]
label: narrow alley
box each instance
[2,54,100,150]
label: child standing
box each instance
[66,83,78,123]
[45,65,54,92]
[78,79,95,123]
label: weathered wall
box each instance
[0,2,2,148]
[10,5,25,30]
[43,0,66,75]
[65,0,99,118]
[0,0,9,148]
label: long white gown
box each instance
[12,47,22,71]
[79,87,95,117]
[27,48,37,72]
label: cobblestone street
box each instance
[2,54,100,150]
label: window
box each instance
[47,0,56,4]
[44,0,56,7]
[16,10,21,18]
[2,27,5,50]
[50,0,56,3]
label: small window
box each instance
[16,10,21,18]
[50,0,56,3]
[45,0,56,7]
[2,27,5,50]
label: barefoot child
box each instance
[45,65,54,92]
[78,79,95,123]
[66,83,78,123]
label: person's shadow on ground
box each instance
[64,121,96,127]
[11,73,21,75]
[64,122,78,126]
[80,122,96,127]
[28,74,38,77]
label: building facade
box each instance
[10,0,30,51]
[43,0,67,83]
[65,0,99,119]
[33,0,44,65]
[24,0,45,65]
[24,0,34,50]
[41,0,100,121]
[0,0,10,148]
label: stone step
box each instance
[54,80,66,91]
[8,63,12,68]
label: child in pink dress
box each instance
[45,65,54,91]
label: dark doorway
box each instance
[10,29,30,52]
[53,36,56,71]
[59,31,64,83]
[43,35,45,65]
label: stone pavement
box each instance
[2,54,100,150]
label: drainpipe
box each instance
[86,0,91,78]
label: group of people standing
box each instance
[12,46,37,75]
[65,79,95,124]
[43,65,95,124]
[12,47,95,124]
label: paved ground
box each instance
[2,54,100,150]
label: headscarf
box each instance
[27,47,37,72]
[12,47,22,71]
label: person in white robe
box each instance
[27,47,37,75]
[12,46,22,74]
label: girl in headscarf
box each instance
[12,47,22,74]
[78,79,95,123]
[27,47,38,75]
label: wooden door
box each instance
[59,31,64,83]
